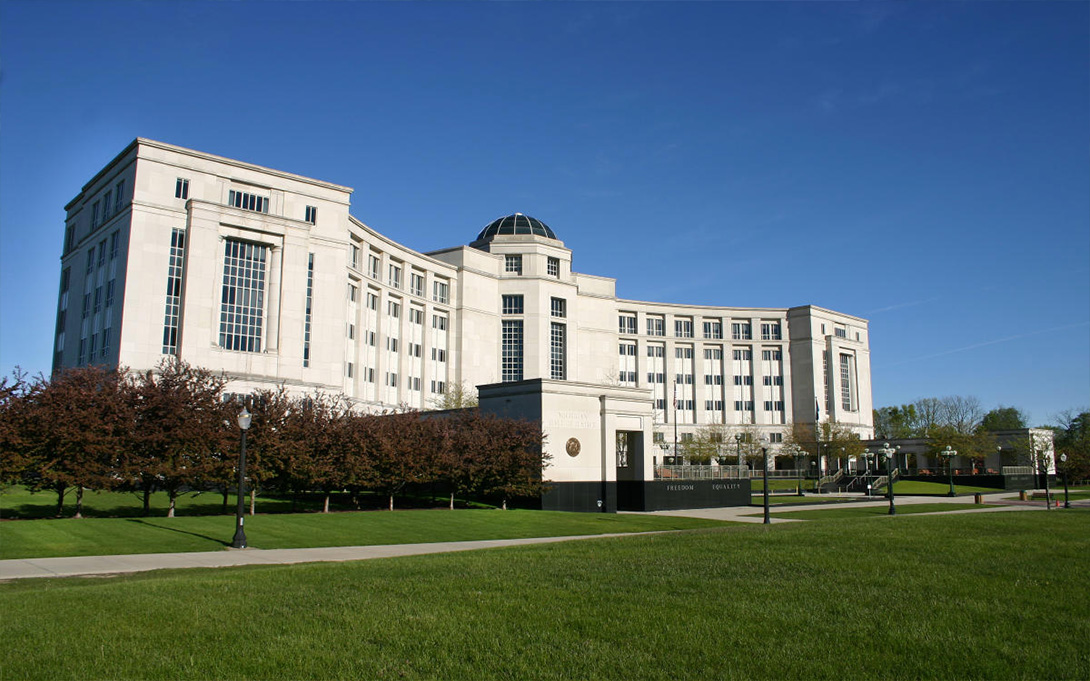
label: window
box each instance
[703,320,723,339]
[303,253,314,367]
[646,345,664,358]
[386,372,398,387]
[162,228,185,354]
[704,348,722,360]
[218,239,267,353]
[175,178,189,199]
[367,254,380,279]
[433,314,447,330]
[705,375,723,385]
[705,400,724,412]
[65,225,74,253]
[431,348,447,362]
[835,325,847,338]
[228,189,269,213]
[761,349,783,361]
[305,206,317,224]
[346,363,354,378]
[763,401,785,412]
[551,297,566,318]
[732,348,752,361]
[762,375,784,386]
[731,321,752,340]
[647,316,665,336]
[761,322,782,341]
[387,301,400,318]
[93,286,102,314]
[91,201,100,229]
[100,327,110,358]
[104,280,115,309]
[733,375,753,386]
[431,380,447,394]
[103,191,112,220]
[550,322,566,380]
[646,372,665,384]
[109,232,120,260]
[409,343,422,358]
[840,353,856,411]
[97,239,107,268]
[410,273,425,297]
[618,314,637,335]
[619,343,636,356]
[433,280,449,304]
[547,256,560,277]
[348,284,358,302]
[505,254,522,275]
[388,264,402,289]
[366,292,378,310]
[387,337,399,352]
[675,318,693,338]
[734,400,755,411]
[350,245,360,269]
[768,433,784,443]
[675,346,693,359]
[114,180,125,213]
[502,295,524,315]
[409,308,424,324]
[502,320,523,382]
[85,250,94,276]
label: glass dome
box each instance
[475,213,557,241]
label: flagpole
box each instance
[673,382,678,464]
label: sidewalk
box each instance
[0,533,652,582]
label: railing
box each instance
[655,465,750,480]
[818,469,844,488]
[1001,466,1034,476]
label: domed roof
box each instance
[475,213,557,241]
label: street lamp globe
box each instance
[237,406,252,431]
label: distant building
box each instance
[54,139,874,510]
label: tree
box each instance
[681,423,730,464]
[926,425,996,473]
[474,414,547,510]
[873,404,920,439]
[127,359,227,517]
[1053,409,1090,483]
[359,411,439,511]
[22,366,132,517]
[429,381,478,410]
[938,395,985,435]
[978,406,1028,432]
[0,371,33,488]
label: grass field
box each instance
[746,503,990,520]
[0,508,727,560]
[1,511,1086,680]
[889,480,1001,495]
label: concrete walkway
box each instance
[2,493,1076,582]
[0,533,652,582]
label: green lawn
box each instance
[0,508,726,560]
[747,503,991,520]
[890,480,1001,495]
[1,512,1086,680]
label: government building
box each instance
[53,139,874,511]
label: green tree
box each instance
[429,381,478,410]
[926,425,996,472]
[682,423,729,464]
[978,406,1029,432]
[1053,409,1090,483]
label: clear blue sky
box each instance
[2,1,1087,426]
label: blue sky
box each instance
[1,1,1087,426]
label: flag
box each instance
[815,398,820,422]
[673,383,678,410]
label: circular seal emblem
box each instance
[565,437,581,457]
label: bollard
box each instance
[974,493,983,504]
[1019,490,1027,501]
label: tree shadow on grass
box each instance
[123,518,230,547]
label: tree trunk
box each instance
[249,488,255,516]
[74,486,84,519]
[388,494,394,511]
[167,490,176,518]
[55,483,66,517]
[449,492,455,511]
[142,486,152,516]
[323,493,330,514]
[221,487,229,514]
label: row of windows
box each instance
[349,245,450,304]
[504,254,561,277]
[619,314,783,340]
[90,179,126,230]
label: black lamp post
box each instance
[232,406,252,549]
[762,438,771,525]
[878,442,897,515]
[736,434,743,468]
[940,445,957,497]
[1060,453,1070,509]
[794,446,803,496]
[1041,450,1052,511]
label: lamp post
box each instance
[761,437,771,525]
[794,446,803,496]
[940,445,957,497]
[878,442,897,515]
[1040,450,1052,511]
[811,460,818,493]
[736,433,744,468]
[232,406,252,549]
[1060,453,1070,509]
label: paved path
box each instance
[0,533,654,582]
[3,493,1077,582]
